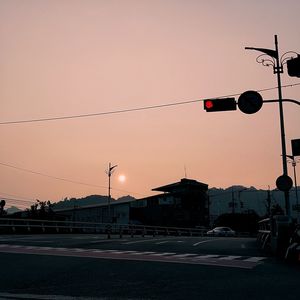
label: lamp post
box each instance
[238,188,247,213]
[106,162,117,223]
[245,35,295,217]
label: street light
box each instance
[106,162,117,223]
[245,35,297,217]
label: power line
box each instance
[0,191,35,202]
[0,197,35,204]
[0,161,106,188]
[0,161,146,197]
[0,83,299,125]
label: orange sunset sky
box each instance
[0,0,300,209]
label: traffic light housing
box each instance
[204,98,237,112]
[287,55,300,78]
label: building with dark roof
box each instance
[52,178,209,227]
[130,178,209,227]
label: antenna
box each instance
[184,165,187,178]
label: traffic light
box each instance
[203,98,237,112]
[291,139,300,157]
[287,55,300,77]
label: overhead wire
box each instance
[0,83,299,125]
[0,161,146,197]
[0,83,299,206]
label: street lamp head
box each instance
[110,164,118,171]
[245,47,277,59]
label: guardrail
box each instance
[257,218,271,250]
[0,218,208,238]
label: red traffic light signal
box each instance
[204,98,237,112]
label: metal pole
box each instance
[107,162,117,224]
[274,35,290,217]
[231,188,235,214]
[292,160,299,221]
[108,162,111,223]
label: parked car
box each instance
[206,227,236,237]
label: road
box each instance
[0,234,299,299]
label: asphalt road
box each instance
[0,234,299,300]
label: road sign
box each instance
[276,175,293,191]
[291,139,300,157]
[238,90,263,114]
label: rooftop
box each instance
[152,178,208,193]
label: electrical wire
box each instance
[0,83,299,125]
[0,161,146,197]
[0,197,35,204]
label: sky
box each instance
[0,0,300,209]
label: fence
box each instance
[0,218,208,238]
[257,218,271,250]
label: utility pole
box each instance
[266,186,271,217]
[231,188,235,214]
[106,162,117,223]
[245,35,291,217]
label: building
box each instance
[130,178,209,227]
[52,178,209,227]
[53,198,132,224]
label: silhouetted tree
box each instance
[26,200,54,219]
[0,200,6,216]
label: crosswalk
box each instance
[0,243,266,269]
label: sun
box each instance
[118,175,126,183]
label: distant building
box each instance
[130,178,209,227]
[53,198,132,224]
[52,178,209,228]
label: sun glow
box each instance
[118,175,126,183]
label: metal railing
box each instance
[0,218,208,238]
[257,218,271,250]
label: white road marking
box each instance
[194,254,221,259]
[219,256,242,260]
[37,247,53,250]
[152,252,176,256]
[243,257,266,262]
[0,244,267,269]
[193,238,224,246]
[72,248,87,252]
[130,251,157,255]
[123,238,169,245]
[156,241,169,244]
[171,253,198,258]
[6,245,22,248]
